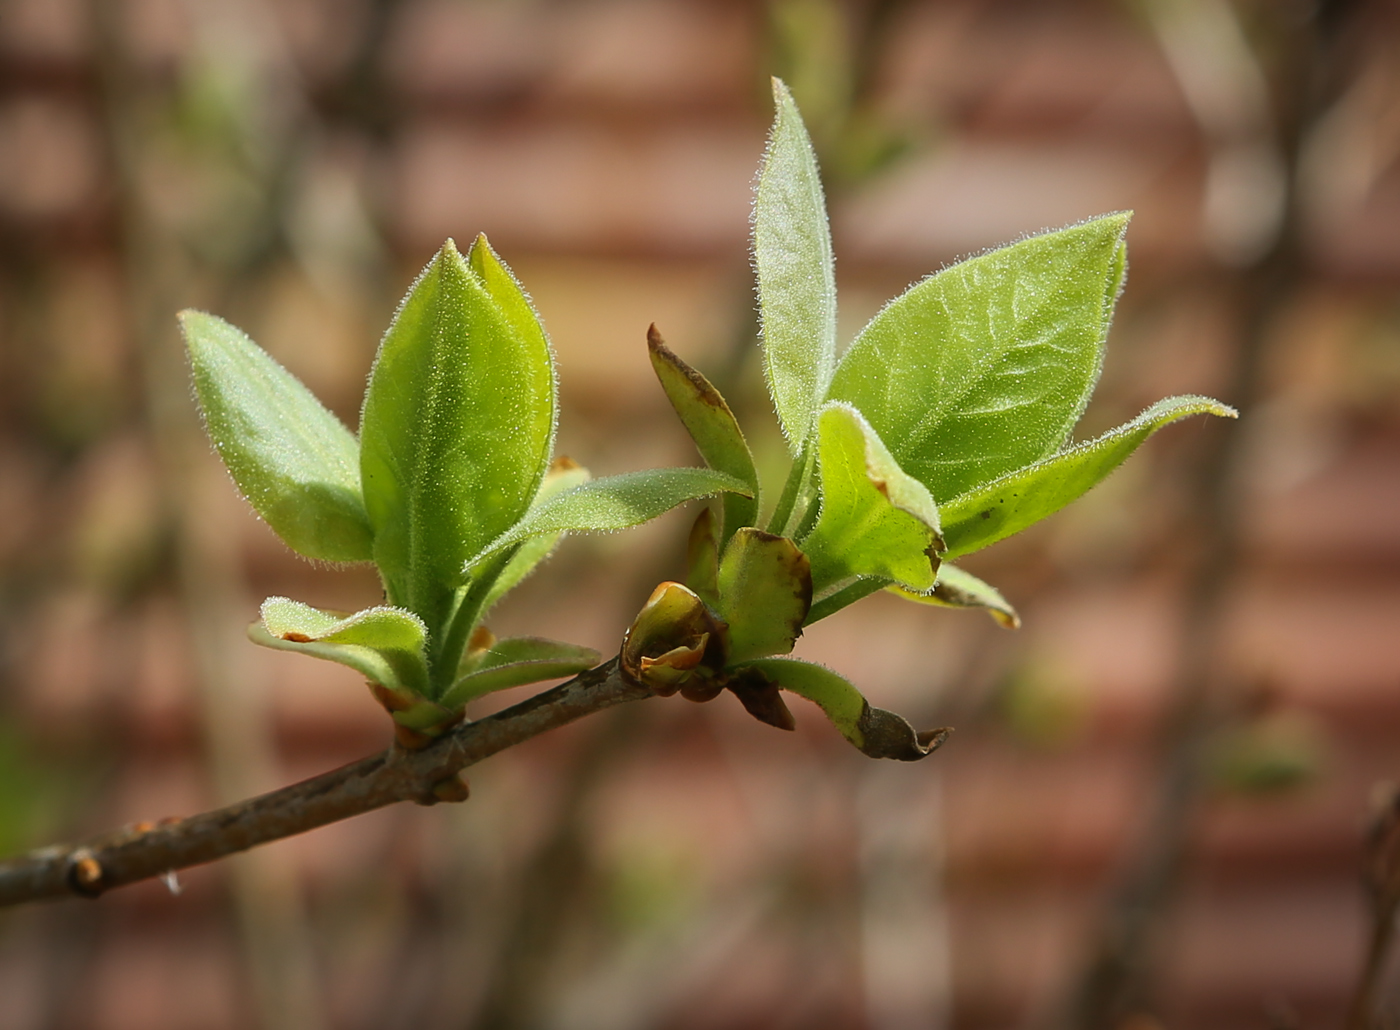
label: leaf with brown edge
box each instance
[736,658,950,761]
[887,563,1021,628]
[715,528,812,664]
[648,326,760,537]
[725,664,796,731]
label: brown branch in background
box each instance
[1346,784,1400,1030]
[0,660,649,909]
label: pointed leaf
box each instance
[887,564,1020,628]
[249,597,429,696]
[736,658,950,761]
[180,310,372,562]
[442,637,601,708]
[648,326,760,534]
[465,468,752,573]
[941,395,1237,558]
[480,458,591,615]
[755,77,837,451]
[800,403,942,597]
[827,215,1131,502]
[715,528,811,664]
[359,236,555,620]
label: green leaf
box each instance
[179,310,372,563]
[685,508,720,607]
[442,637,601,708]
[800,403,942,597]
[736,658,949,761]
[887,564,1020,628]
[755,77,837,452]
[465,468,752,574]
[715,528,811,664]
[805,577,887,624]
[941,395,1237,559]
[647,326,760,535]
[359,236,556,622]
[250,596,429,696]
[479,459,591,616]
[827,214,1131,503]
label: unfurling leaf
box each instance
[827,214,1131,503]
[442,636,601,708]
[180,311,372,563]
[360,236,556,623]
[736,658,950,761]
[621,581,722,694]
[715,528,811,664]
[467,467,753,573]
[887,564,1020,628]
[940,395,1237,559]
[479,457,591,616]
[800,403,942,598]
[249,596,430,698]
[755,77,837,451]
[648,326,760,535]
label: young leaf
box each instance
[735,658,949,761]
[359,237,555,619]
[754,77,837,452]
[887,564,1020,628]
[685,508,720,607]
[715,528,812,664]
[180,310,372,563]
[647,326,760,534]
[800,403,942,597]
[940,395,1236,558]
[805,577,888,625]
[249,597,430,697]
[465,468,753,574]
[479,458,592,616]
[827,214,1131,503]
[442,637,601,708]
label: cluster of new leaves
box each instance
[182,79,1232,760]
[615,80,1235,759]
[183,237,748,744]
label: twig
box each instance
[0,659,649,908]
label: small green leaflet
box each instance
[180,311,373,563]
[465,467,752,574]
[479,459,592,616]
[736,658,948,761]
[716,529,811,664]
[359,236,555,620]
[827,214,1130,503]
[887,563,1020,628]
[800,403,942,597]
[647,327,760,536]
[940,395,1237,558]
[442,637,601,709]
[754,78,837,452]
[250,596,430,696]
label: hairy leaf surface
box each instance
[467,468,752,572]
[443,637,601,708]
[940,395,1237,558]
[180,311,372,562]
[828,215,1130,502]
[360,237,555,621]
[801,404,941,596]
[480,459,591,615]
[755,78,837,452]
[250,597,429,696]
